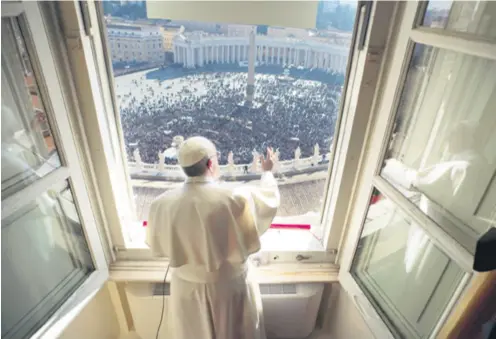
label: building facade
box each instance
[106,23,164,64]
[172,33,350,73]
[159,25,180,52]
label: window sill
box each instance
[109,260,339,284]
[125,213,326,252]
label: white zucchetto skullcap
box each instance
[178,136,217,167]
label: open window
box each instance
[1,2,108,338]
[55,0,397,263]
[339,1,496,337]
[90,0,377,258]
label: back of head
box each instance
[178,136,217,177]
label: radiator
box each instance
[126,282,324,339]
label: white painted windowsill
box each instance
[109,260,339,284]
[125,213,326,253]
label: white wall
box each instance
[59,283,121,339]
[322,284,374,339]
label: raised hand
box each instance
[260,147,274,172]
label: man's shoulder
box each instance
[150,186,183,207]
[151,183,235,203]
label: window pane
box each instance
[381,44,496,253]
[1,181,94,339]
[422,1,496,39]
[102,2,357,240]
[1,18,61,199]
[351,189,465,338]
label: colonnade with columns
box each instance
[173,40,348,73]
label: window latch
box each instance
[296,254,312,261]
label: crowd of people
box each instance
[119,67,342,165]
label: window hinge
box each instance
[79,1,92,37]
[357,1,373,51]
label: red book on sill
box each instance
[270,224,311,230]
[142,220,310,230]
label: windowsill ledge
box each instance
[109,260,339,284]
[124,213,326,252]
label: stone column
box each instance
[295,49,300,66]
[283,48,286,65]
[305,49,309,68]
[199,47,203,67]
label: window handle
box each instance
[296,254,311,261]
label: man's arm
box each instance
[146,199,167,257]
[233,148,280,236]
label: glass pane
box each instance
[102,1,357,242]
[422,1,496,40]
[351,189,465,339]
[381,44,496,253]
[1,181,94,339]
[1,18,61,200]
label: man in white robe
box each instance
[146,136,280,339]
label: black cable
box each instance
[156,264,170,339]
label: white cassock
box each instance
[147,172,280,339]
